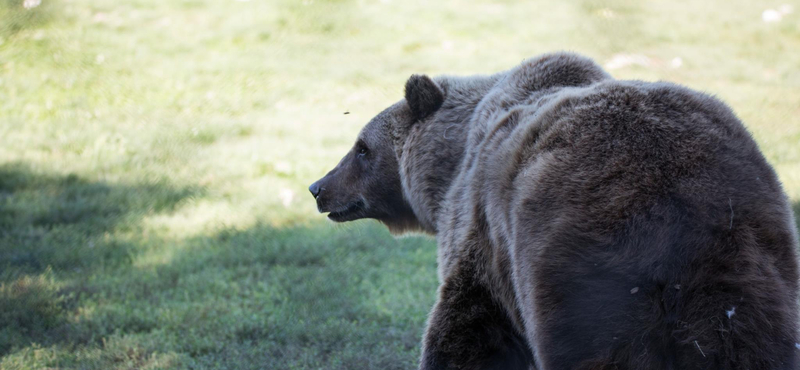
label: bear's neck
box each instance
[401,74,503,234]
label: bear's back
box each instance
[480,80,793,237]
[470,78,800,369]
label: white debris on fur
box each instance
[695,340,706,358]
[795,343,800,350]
[729,198,734,230]
[630,287,639,294]
[726,306,736,319]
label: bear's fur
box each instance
[309,52,800,370]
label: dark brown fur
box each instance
[310,52,800,370]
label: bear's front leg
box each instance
[419,264,533,370]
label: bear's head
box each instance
[308,74,450,234]
[309,53,614,235]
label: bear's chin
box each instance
[326,200,365,222]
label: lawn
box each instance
[1,0,799,369]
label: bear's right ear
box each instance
[405,74,444,121]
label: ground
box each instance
[0,0,799,369]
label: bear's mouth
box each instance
[327,200,365,222]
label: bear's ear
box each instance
[404,74,444,121]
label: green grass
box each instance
[1,0,799,368]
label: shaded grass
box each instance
[0,164,200,357]
[2,219,437,369]
[0,272,63,355]
[0,163,199,276]
[164,223,435,369]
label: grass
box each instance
[0,0,799,368]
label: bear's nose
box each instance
[309,181,322,198]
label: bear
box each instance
[308,52,800,370]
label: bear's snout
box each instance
[308,181,322,198]
[309,178,334,214]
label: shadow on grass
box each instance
[3,218,438,369]
[0,162,198,275]
[136,222,437,370]
[0,162,200,356]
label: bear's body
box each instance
[310,53,800,369]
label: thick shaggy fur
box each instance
[310,53,800,370]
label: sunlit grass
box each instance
[1,0,799,368]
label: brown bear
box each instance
[309,52,800,370]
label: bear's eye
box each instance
[358,147,368,156]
